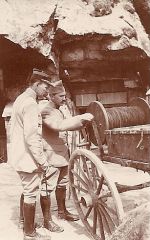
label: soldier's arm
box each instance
[23,102,48,168]
[43,112,94,132]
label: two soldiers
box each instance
[9,69,93,240]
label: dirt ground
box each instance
[0,162,150,240]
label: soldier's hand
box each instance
[80,113,94,122]
[40,160,49,173]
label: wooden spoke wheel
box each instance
[69,149,124,240]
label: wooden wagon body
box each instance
[68,96,150,240]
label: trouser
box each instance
[40,166,68,196]
[17,171,42,203]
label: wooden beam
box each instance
[115,181,150,193]
[102,155,150,172]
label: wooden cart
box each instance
[68,97,150,240]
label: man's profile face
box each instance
[36,82,50,99]
[52,91,66,107]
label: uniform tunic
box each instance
[9,88,47,173]
[40,102,84,193]
[9,88,48,203]
[42,102,83,167]
[42,107,69,167]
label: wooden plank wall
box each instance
[60,40,147,109]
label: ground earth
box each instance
[0,161,150,240]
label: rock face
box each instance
[1,0,149,109]
[0,0,58,58]
[0,0,150,58]
[56,0,150,55]
[110,203,150,240]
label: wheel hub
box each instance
[80,193,98,207]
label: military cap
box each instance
[50,80,66,94]
[30,68,52,85]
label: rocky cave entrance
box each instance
[0,36,53,162]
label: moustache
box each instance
[45,95,51,101]
[62,100,66,103]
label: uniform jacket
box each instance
[41,102,84,167]
[9,88,47,173]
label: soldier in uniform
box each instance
[40,80,93,232]
[9,69,53,240]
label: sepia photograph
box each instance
[0,0,150,239]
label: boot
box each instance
[40,195,64,233]
[18,195,41,230]
[23,202,36,237]
[18,193,24,229]
[55,187,79,221]
[23,202,50,240]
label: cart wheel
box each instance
[69,149,124,240]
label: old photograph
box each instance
[0,0,150,240]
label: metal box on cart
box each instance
[105,124,150,164]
